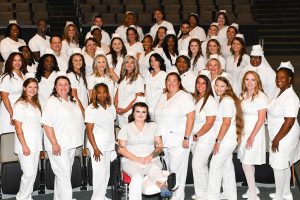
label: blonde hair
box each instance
[206,58,223,77]
[206,39,221,58]
[118,55,140,84]
[241,71,264,101]
[92,54,113,79]
[216,76,244,144]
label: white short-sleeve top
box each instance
[115,25,144,42]
[117,75,144,111]
[125,41,144,56]
[85,29,111,46]
[180,70,197,94]
[138,51,155,78]
[107,54,123,78]
[214,96,237,145]
[217,25,229,43]
[190,56,206,75]
[61,40,79,57]
[193,95,218,143]
[118,122,161,158]
[178,36,192,52]
[38,71,62,101]
[41,96,84,150]
[87,74,115,100]
[149,21,175,39]
[85,104,116,151]
[145,71,167,114]
[155,90,195,147]
[0,37,26,60]
[67,72,89,109]
[82,51,95,78]
[28,34,50,57]
[13,101,42,154]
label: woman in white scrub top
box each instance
[161,34,179,72]
[145,53,167,119]
[201,23,219,58]
[238,71,268,200]
[155,72,195,200]
[268,64,300,200]
[85,83,116,200]
[66,53,89,110]
[206,38,226,69]
[207,76,244,200]
[35,54,62,101]
[125,27,143,58]
[118,102,173,200]
[216,12,230,43]
[41,76,84,200]
[87,54,115,102]
[82,38,97,78]
[19,46,38,75]
[115,55,144,126]
[191,75,217,200]
[61,23,80,57]
[0,23,26,61]
[138,35,155,78]
[186,13,206,42]
[13,78,43,200]
[188,38,206,75]
[225,36,250,94]
[221,25,238,59]
[152,27,167,50]
[107,36,127,80]
[0,52,26,134]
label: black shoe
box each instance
[167,173,176,191]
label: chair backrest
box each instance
[0,132,19,163]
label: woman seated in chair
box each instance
[117,102,175,200]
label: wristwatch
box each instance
[215,139,222,144]
[184,136,190,140]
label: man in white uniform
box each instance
[28,19,50,61]
[177,22,192,52]
[85,15,111,45]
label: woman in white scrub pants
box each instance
[115,55,144,126]
[145,53,167,119]
[238,71,268,200]
[0,52,26,134]
[155,72,195,200]
[13,78,43,200]
[41,76,84,200]
[67,53,89,110]
[268,63,300,200]
[118,102,171,200]
[191,74,217,200]
[85,83,116,200]
[207,76,244,200]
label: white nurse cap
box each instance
[230,23,239,30]
[135,96,146,103]
[65,21,74,26]
[166,29,176,36]
[209,35,218,40]
[199,69,211,81]
[9,20,17,25]
[250,45,264,56]
[90,25,101,32]
[179,50,188,57]
[71,48,82,55]
[235,34,244,40]
[277,61,294,73]
[112,33,121,39]
[219,10,226,14]
[210,22,219,27]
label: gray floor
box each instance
[3,185,300,200]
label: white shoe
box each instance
[191,194,197,200]
[269,193,293,200]
[220,192,228,199]
[242,187,260,198]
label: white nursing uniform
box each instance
[268,87,300,169]
[115,25,144,42]
[191,56,206,75]
[125,41,143,57]
[145,71,167,118]
[178,35,192,52]
[192,95,217,199]
[138,51,155,78]
[188,26,207,42]
[207,96,238,200]
[161,52,177,73]
[45,49,69,73]
[0,72,24,134]
[85,104,116,200]
[87,74,115,101]
[41,96,84,200]
[107,54,123,78]
[180,70,197,94]
[85,29,111,45]
[221,39,232,59]
[67,72,89,109]
[13,101,42,200]
[155,90,195,200]
[82,52,95,78]
[0,37,26,60]
[28,34,50,57]
[118,122,167,200]
[149,21,175,39]
[217,26,229,43]
[238,91,268,165]
[61,40,79,57]
[38,71,62,101]
[26,63,38,74]
[226,54,250,94]
[117,75,144,125]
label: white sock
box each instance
[242,164,257,199]
[283,168,291,195]
[274,168,286,200]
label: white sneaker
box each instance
[242,187,260,198]
[269,193,293,200]
[191,194,197,200]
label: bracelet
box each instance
[215,139,222,144]
[184,136,190,140]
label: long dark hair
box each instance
[161,34,178,66]
[91,83,112,109]
[66,53,87,89]
[126,27,139,43]
[194,75,214,112]
[188,38,203,70]
[149,53,166,72]
[230,37,247,67]
[1,52,27,81]
[35,54,59,82]
[128,102,151,123]
[18,46,36,66]
[16,78,41,112]
[153,26,167,47]
[165,72,185,92]
[51,76,76,103]
[109,37,127,68]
